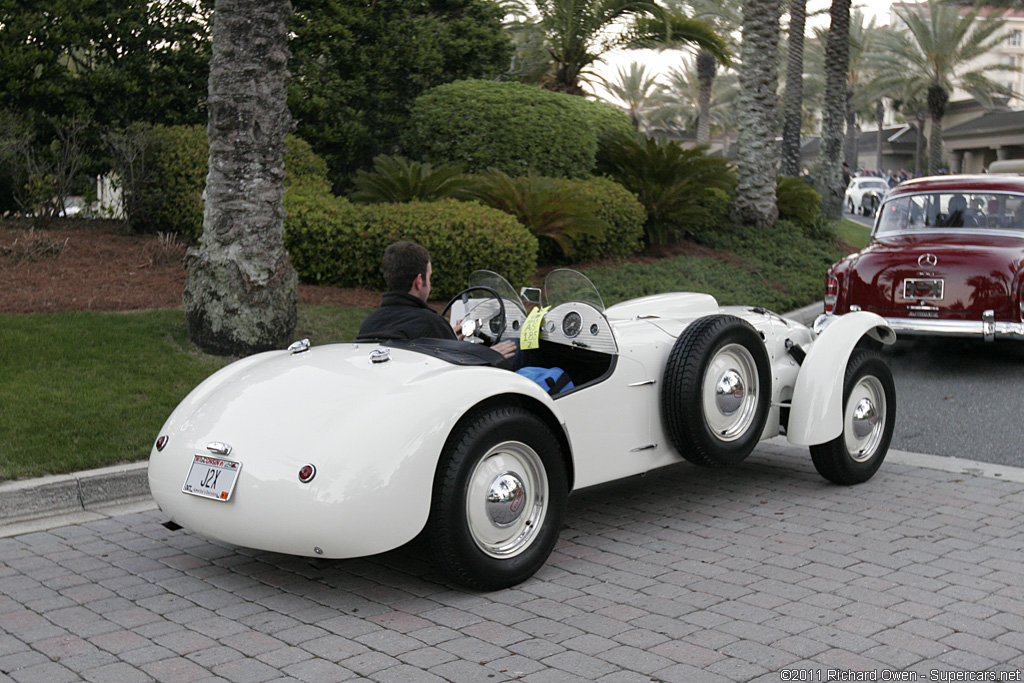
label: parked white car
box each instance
[149,269,896,590]
[846,177,891,216]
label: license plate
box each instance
[904,278,944,300]
[182,455,241,501]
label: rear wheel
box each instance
[428,406,567,590]
[810,351,895,485]
[661,316,772,468]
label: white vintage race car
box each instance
[149,270,897,590]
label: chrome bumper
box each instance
[844,309,1024,342]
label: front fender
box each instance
[787,312,894,446]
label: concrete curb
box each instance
[0,461,151,527]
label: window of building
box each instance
[1008,30,1022,47]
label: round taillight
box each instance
[155,436,168,452]
[298,464,316,483]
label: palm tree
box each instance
[868,0,1015,174]
[816,0,851,220]
[668,0,741,145]
[730,0,783,228]
[650,63,739,149]
[780,0,808,177]
[529,0,729,95]
[598,62,669,129]
[184,0,297,355]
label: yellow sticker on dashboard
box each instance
[520,306,550,350]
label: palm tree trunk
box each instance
[816,0,851,220]
[183,0,298,356]
[696,50,716,146]
[844,89,858,170]
[914,115,926,176]
[730,0,782,228]
[927,82,948,174]
[780,0,807,177]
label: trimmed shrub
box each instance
[776,176,821,228]
[359,200,538,297]
[283,186,370,286]
[401,80,597,179]
[555,176,645,263]
[284,191,538,298]
[285,136,332,192]
[572,98,634,147]
[138,125,207,239]
[133,126,332,239]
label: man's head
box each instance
[383,241,432,300]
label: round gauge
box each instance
[590,323,600,336]
[561,311,583,338]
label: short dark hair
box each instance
[382,241,430,292]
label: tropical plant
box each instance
[464,170,607,258]
[650,64,740,147]
[517,0,729,95]
[597,62,669,130]
[350,156,475,204]
[730,0,782,228]
[596,131,736,244]
[666,0,741,146]
[184,0,297,356]
[866,0,1016,175]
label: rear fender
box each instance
[787,312,894,445]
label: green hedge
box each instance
[134,126,332,240]
[400,80,598,179]
[284,192,538,298]
[556,176,645,263]
[137,125,208,239]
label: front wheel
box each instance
[810,351,895,485]
[428,406,567,590]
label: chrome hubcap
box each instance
[715,369,745,415]
[845,376,886,462]
[703,344,759,442]
[485,473,526,527]
[467,441,547,558]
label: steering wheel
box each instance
[440,286,506,345]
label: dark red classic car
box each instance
[824,174,1024,341]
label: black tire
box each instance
[661,315,772,468]
[810,350,895,485]
[847,199,855,214]
[428,406,567,590]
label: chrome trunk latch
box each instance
[206,442,232,456]
[288,339,311,354]
[369,348,392,364]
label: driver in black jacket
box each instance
[357,241,518,360]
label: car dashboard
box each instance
[540,302,618,355]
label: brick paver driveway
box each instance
[3,441,1024,682]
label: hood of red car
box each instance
[844,231,1024,319]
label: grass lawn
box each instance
[0,306,369,480]
[837,217,872,250]
[2,222,856,481]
